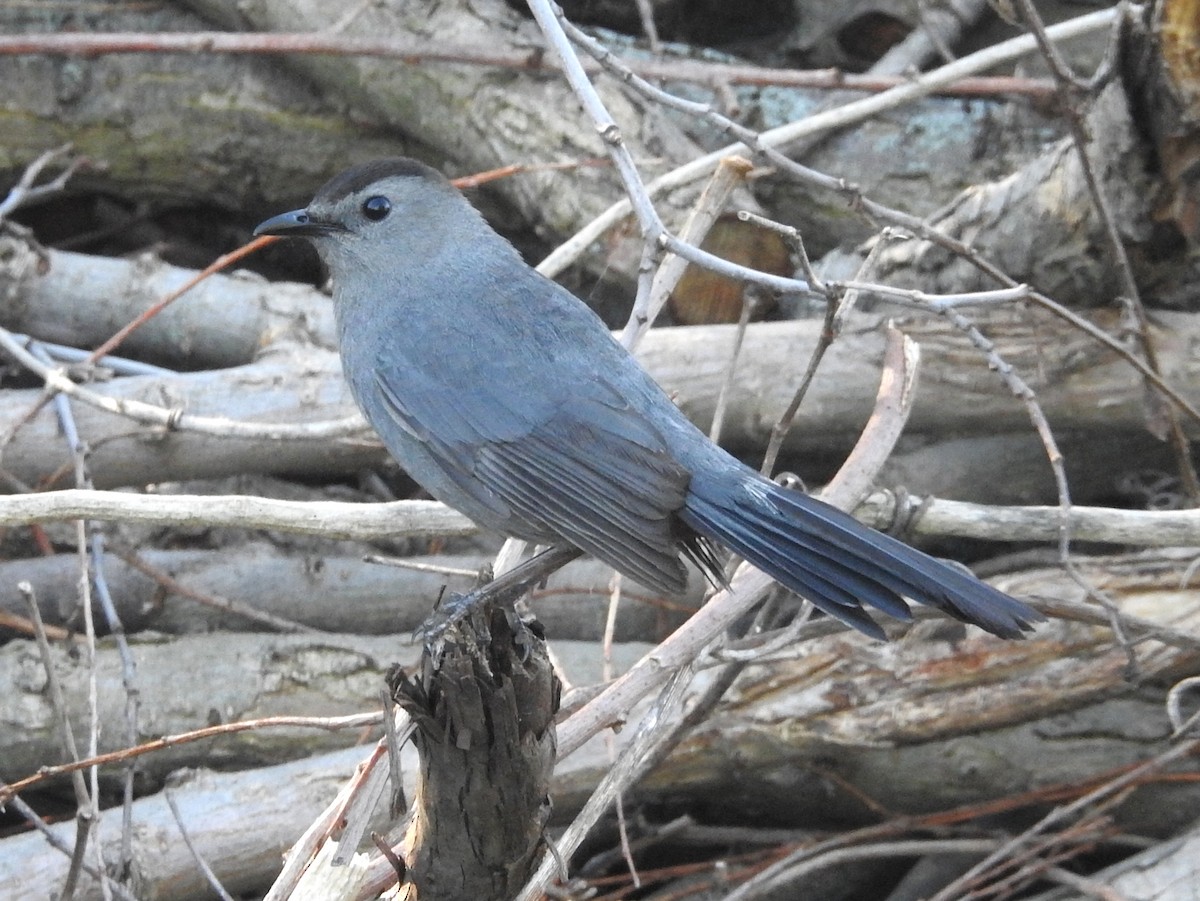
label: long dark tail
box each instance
[679,465,1042,640]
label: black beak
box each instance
[253,209,343,238]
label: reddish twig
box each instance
[0,31,1058,101]
[0,711,382,806]
[86,235,277,363]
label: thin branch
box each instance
[0,324,369,441]
[758,235,892,478]
[537,7,1118,278]
[0,144,87,221]
[2,488,1199,547]
[0,31,1060,100]
[19,582,96,900]
[657,232,811,296]
[0,490,475,540]
[164,791,237,901]
[525,0,665,248]
[112,546,319,634]
[0,712,382,805]
[86,236,279,364]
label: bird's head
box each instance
[254,157,475,274]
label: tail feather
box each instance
[681,468,1042,639]
[742,506,916,621]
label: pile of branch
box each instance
[1,1,1199,900]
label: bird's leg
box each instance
[417,544,583,645]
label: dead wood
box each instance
[0,232,337,369]
[866,78,1200,310]
[177,0,720,260]
[762,86,1066,256]
[0,546,701,641]
[554,549,1200,840]
[876,428,1181,507]
[0,632,405,787]
[0,745,381,901]
[0,2,412,213]
[390,604,557,900]
[4,551,1197,840]
[0,343,377,489]
[0,0,1083,286]
[1028,817,1200,900]
[3,549,1196,899]
[2,306,1198,497]
[1,4,1197,896]
[1124,0,1200,250]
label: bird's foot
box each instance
[414,545,582,648]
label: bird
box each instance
[254,158,1041,640]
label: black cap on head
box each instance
[253,158,451,238]
[312,157,450,205]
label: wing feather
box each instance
[370,362,694,594]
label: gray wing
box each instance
[371,365,694,595]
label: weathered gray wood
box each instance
[555,550,1200,840]
[177,0,712,251]
[2,307,1198,493]
[0,745,383,901]
[392,605,557,900]
[0,632,408,786]
[0,1,412,211]
[0,344,375,488]
[0,233,336,369]
[1028,818,1200,900]
[5,551,1196,833]
[865,81,1192,309]
[0,547,702,640]
[3,545,1195,899]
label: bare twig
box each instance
[0,31,1060,99]
[1014,0,1199,503]
[164,791,236,901]
[758,233,898,478]
[819,327,920,512]
[0,324,369,442]
[537,8,1118,278]
[0,144,87,221]
[113,546,319,634]
[0,712,382,806]
[28,337,141,880]
[19,581,96,900]
[0,490,474,541]
[709,291,756,445]
[528,0,814,317]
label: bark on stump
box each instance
[389,605,558,900]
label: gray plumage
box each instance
[255,158,1041,640]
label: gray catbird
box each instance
[255,158,1041,639]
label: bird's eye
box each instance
[362,195,391,221]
